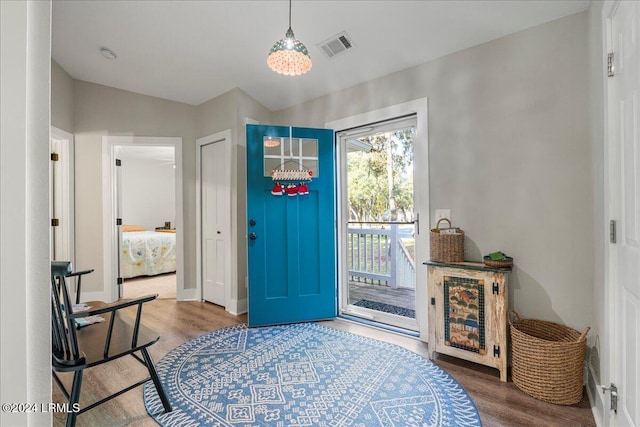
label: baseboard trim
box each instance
[178,287,199,301]
[586,364,605,427]
[227,298,247,316]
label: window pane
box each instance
[302,159,319,177]
[292,138,300,156]
[264,157,281,177]
[263,137,282,156]
[301,139,317,157]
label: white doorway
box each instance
[50,126,74,264]
[327,98,430,340]
[605,1,640,426]
[102,136,184,302]
[118,145,177,300]
[196,130,232,308]
[337,115,419,333]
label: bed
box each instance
[121,226,176,279]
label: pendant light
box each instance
[267,0,312,76]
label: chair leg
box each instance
[141,348,172,413]
[66,370,83,427]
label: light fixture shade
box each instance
[264,138,281,148]
[267,28,312,76]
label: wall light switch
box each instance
[435,209,451,225]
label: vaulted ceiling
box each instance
[52,0,589,111]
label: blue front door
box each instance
[246,124,336,327]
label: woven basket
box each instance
[430,218,464,263]
[483,256,513,269]
[509,310,589,405]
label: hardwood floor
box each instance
[53,299,595,426]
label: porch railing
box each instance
[347,223,415,289]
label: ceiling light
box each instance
[267,0,312,76]
[264,138,281,148]
[100,47,117,60]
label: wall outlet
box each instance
[435,209,451,225]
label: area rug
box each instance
[353,299,416,319]
[144,323,481,426]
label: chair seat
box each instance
[53,303,160,372]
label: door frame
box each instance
[50,126,75,264]
[196,129,233,310]
[102,136,184,302]
[326,98,429,340]
[602,1,630,426]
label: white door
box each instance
[201,141,230,306]
[338,115,420,333]
[610,1,640,425]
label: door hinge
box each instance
[610,220,617,244]
[492,282,500,295]
[607,52,615,77]
[116,218,122,226]
[493,345,500,358]
[51,152,59,161]
[602,383,618,413]
[115,158,122,167]
[117,277,124,285]
[51,218,60,227]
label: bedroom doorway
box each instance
[102,136,184,302]
[118,145,177,300]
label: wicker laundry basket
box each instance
[508,310,589,405]
[430,218,464,263]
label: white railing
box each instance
[347,223,415,289]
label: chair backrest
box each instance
[51,261,85,368]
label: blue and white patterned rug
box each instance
[144,323,481,426]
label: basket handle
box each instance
[579,327,590,342]
[435,218,452,229]
[507,309,521,325]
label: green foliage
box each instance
[347,128,414,222]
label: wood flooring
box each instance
[52,299,595,427]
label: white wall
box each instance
[51,59,74,133]
[121,157,176,231]
[195,88,272,304]
[73,81,195,293]
[274,12,593,333]
[1,1,52,425]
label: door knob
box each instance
[249,219,256,226]
[249,232,257,240]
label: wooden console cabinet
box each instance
[425,261,510,382]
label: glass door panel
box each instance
[341,118,418,331]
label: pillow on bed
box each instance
[122,224,146,232]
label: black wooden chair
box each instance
[51,261,172,427]
[64,267,94,304]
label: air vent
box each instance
[318,31,355,59]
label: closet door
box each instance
[201,141,229,306]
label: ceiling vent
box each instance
[318,31,355,59]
